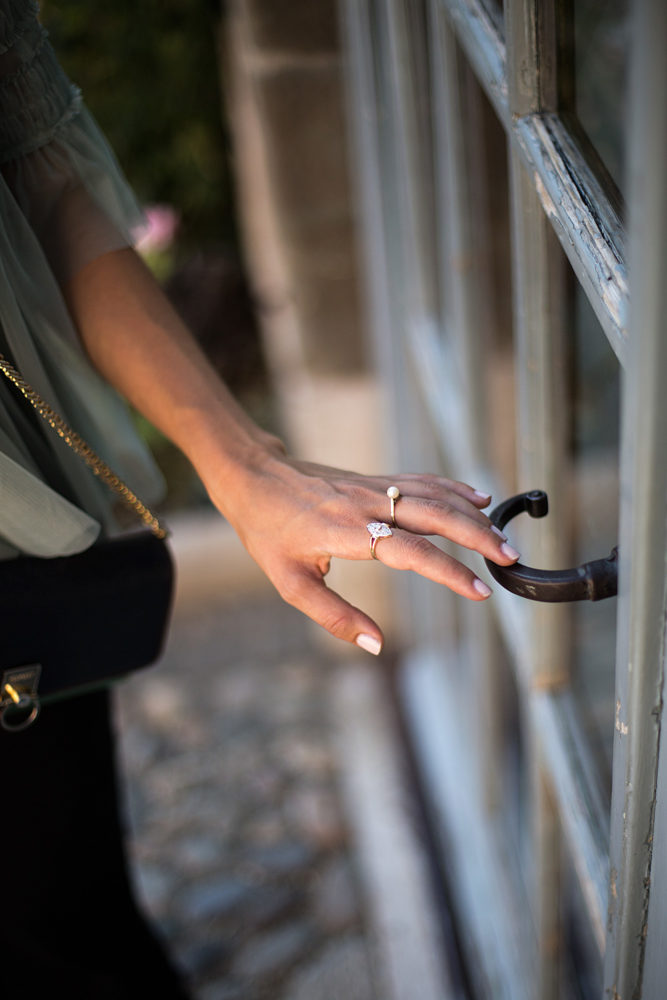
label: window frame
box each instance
[341,0,667,996]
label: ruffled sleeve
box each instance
[0,2,146,283]
[0,1,165,558]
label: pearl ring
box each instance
[387,485,400,527]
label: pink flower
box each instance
[134,204,180,254]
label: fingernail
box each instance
[356,633,382,656]
[491,525,507,539]
[474,489,492,501]
[473,578,492,598]
[501,542,521,561]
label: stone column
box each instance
[221,0,395,648]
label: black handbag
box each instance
[0,353,174,731]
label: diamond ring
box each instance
[367,521,393,560]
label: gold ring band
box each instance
[367,521,392,560]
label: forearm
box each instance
[63,247,283,509]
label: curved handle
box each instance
[484,490,618,602]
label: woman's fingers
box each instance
[276,528,494,654]
[278,565,385,654]
[389,490,489,531]
[383,474,492,510]
[349,477,494,534]
[367,528,495,599]
[342,483,516,564]
[295,463,492,516]
[383,494,518,562]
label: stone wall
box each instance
[222,0,395,645]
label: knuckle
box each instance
[424,496,450,518]
[320,609,350,638]
[413,478,437,496]
[404,534,434,565]
[349,483,371,504]
[275,572,308,608]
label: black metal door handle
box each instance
[484,490,618,602]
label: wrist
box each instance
[191,417,288,522]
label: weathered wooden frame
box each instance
[341,0,666,996]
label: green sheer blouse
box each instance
[0,1,164,558]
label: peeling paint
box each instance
[534,172,556,217]
[514,115,629,360]
[615,699,629,736]
[608,868,618,936]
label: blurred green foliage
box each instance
[42,0,234,252]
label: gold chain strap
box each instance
[0,353,166,539]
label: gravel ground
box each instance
[115,588,380,1000]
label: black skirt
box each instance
[0,688,190,999]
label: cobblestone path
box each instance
[116,589,379,1000]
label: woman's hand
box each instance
[207,445,520,655]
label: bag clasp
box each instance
[1,666,41,731]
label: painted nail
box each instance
[474,489,492,501]
[473,578,492,598]
[501,542,521,561]
[491,525,507,540]
[356,633,382,656]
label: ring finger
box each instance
[367,525,493,600]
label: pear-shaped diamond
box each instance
[367,521,393,539]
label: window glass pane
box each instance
[467,66,515,493]
[482,0,504,33]
[570,283,620,792]
[495,631,527,868]
[562,851,604,995]
[400,0,439,316]
[373,0,439,318]
[568,0,629,197]
[433,38,515,489]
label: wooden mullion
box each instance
[505,3,569,997]
[605,1,667,995]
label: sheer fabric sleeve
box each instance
[0,1,145,284]
[0,2,164,557]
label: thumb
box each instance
[279,567,385,656]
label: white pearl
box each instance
[387,486,400,500]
